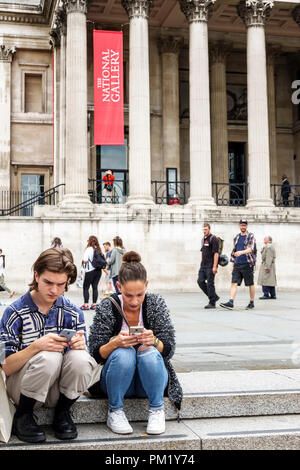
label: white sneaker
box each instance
[107,409,133,434]
[146,409,165,435]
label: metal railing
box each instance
[151,181,190,205]
[271,184,300,207]
[0,184,65,216]
[88,178,128,204]
[213,182,248,206]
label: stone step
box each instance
[2,415,300,450]
[34,369,300,425]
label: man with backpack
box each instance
[220,219,256,310]
[197,223,220,309]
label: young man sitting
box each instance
[0,248,99,443]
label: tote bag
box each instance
[0,369,15,443]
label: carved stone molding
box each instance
[64,0,87,14]
[238,0,274,27]
[121,0,153,20]
[209,42,232,64]
[179,0,216,23]
[0,45,16,63]
[159,36,183,55]
[55,6,67,36]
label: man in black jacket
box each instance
[281,175,291,206]
[197,223,220,309]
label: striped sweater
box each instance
[88,293,183,412]
[0,290,86,362]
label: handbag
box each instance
[0,369,15,443]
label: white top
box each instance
[0,256,4,276]
[83,246,95,273]
[119,294,144,333]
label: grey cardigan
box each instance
[88,293,183,412]
[106,247,126,278]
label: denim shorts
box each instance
[232,263,254,286]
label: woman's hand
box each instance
[136,328,155,346]
[113,331,139,349]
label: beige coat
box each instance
[257,245,277,286]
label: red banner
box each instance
[93,30,124,145]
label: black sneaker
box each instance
[259,296,270,300]
[53,409,78,440]
[246,302,255,310]
[204,303,216,309]
[220,301,234,310]
[12,413,46,443]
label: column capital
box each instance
[159,36,183,55]
[0,45,16,62]
[179,0,216,24]
[121,0,153,20]
[64,0,87,14]
[238,0,274,27]
[209,42,232,64]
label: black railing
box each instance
[271,184,300,207]
[151,181,189,205]
[88,178,128,204]
[213,182,248,206]
[0,184,65,216]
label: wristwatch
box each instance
[153,336,160,348]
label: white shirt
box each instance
[119,294,144,333]
[83,246,95,273]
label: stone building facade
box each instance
[1,0,300,292]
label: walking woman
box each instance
[106,236,126,294]
[88,251,182,435]
[81,236,104,311]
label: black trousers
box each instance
[83,269,102,304]
[197,267,218,304]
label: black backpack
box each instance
[91,250,107,269]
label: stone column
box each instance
[160,36,182,178]
[266,45,279,186]
[0,45,15,192]
[122,0,154,206]
[60,0,92,211]
[238,0,274,207]
[179,0,216,207]
[210,42,230,187]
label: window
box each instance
[21,174,45,216]
[24,74,43,113]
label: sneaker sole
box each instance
[220,304,233,310]
[107,423,133,435]
[146,428,166,435]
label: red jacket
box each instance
[103,173,115,186]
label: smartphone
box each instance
[59,329,77,342]
[129,326,144,335]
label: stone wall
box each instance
[2,206,300,294]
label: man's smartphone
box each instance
[59,329,77,342]
[129,326,144,335]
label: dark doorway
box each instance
[228,142,247,205]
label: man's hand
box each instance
[69,330,86,350]
[33,333,68,353]
[234,251,243,257]
[212,266,218,275]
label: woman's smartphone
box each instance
[59,329,77,342]
[129,326,144,335]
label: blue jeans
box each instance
[99,346,169,411]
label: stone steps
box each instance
[3,369,300,450]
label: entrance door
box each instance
[21,174,45,216]
[228,142,246,205]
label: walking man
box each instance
[197,223,220,309]
[220,219,256,310]
[0,248,15,298]
[281,174,291,207]
[258,236,277,299]
[0,248,99,443]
